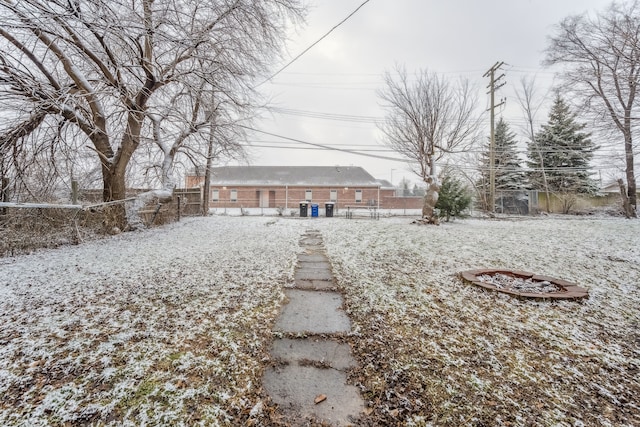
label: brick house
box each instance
[185,165,403,210]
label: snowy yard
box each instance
[0,215,638,426]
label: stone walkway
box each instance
[263,230,364,425]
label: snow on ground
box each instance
[317,216,640,426]
[0,214,638,426]
[0,217,302,426]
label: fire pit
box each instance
[459,269,589,300]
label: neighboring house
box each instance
[185,165,401,209]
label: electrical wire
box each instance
[256,0,373,87]
[239,125,412,162]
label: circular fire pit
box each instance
[459,269,589,300]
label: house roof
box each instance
[376,179,394,189]
[207,166,381,187]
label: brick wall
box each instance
[381,196,423,209]
[205,185,393,209]
[184,176,409,209]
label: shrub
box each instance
[435,175,472,221]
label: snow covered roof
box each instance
[208,166,381,187]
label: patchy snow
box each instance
[0,216,302,425]
[316,216,640,426]
[1,214,639,425]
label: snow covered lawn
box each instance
[318,216,640,426]
[1,215,638,426]
[0,217,302,426]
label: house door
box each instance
[257,190,270,208]
[269,191,276,208]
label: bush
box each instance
[435,175,472,221]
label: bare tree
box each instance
[378,65,481,223]
[0,0,304,227]
[545,1,640,218]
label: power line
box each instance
[256,0,373,87]
[270,106,382,123]
[239,125,411,162]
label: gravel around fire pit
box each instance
[477,273,564,293]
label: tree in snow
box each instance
[477,118,527,211]
[435,174,472,222]
[545,0,640,217]
[378,65,481,224]
[0,0,304,228]
[527,94,598,213]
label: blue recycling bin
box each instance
[311,203,319,217]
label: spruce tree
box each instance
[527,95,598,195]
[478,118,526,209]
[436,174,472,221]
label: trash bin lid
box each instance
[311,203,318,207]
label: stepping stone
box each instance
[270,338,357,371]
[263,364,364,425]
[297,261,331,270]
[274,289,351,334]
[298,253,328,262]
[300,237,323,246]
[295,268,333,281]
[294,279,335,291]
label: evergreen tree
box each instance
[527,95,598,195]
[436,174,472,221]
[477,118,526,209]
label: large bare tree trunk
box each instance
[202,121,215,216]
[422,157,439,224]
[422,176,440,224]
[623,133,637,216]
[618,178,634,219]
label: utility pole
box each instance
[483,62,506,213]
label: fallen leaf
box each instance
[314,394,327,404]
[389,408,399,417]
[363,407,374,415]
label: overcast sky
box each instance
[243,0,614,187]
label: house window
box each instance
[305,189,312,201]
[329,189,337,202]
[230,189,237,202]
[355,189,362,203]
[212,189,219,202]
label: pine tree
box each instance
[527,95,598,196]
[436,174,472,221]
[477,118,526,209]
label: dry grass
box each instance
[1,215,638,426]
[0,208,108,257]
[319,217,639,426]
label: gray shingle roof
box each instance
[209,166,380,187]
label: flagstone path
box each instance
[263,230,364,425]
